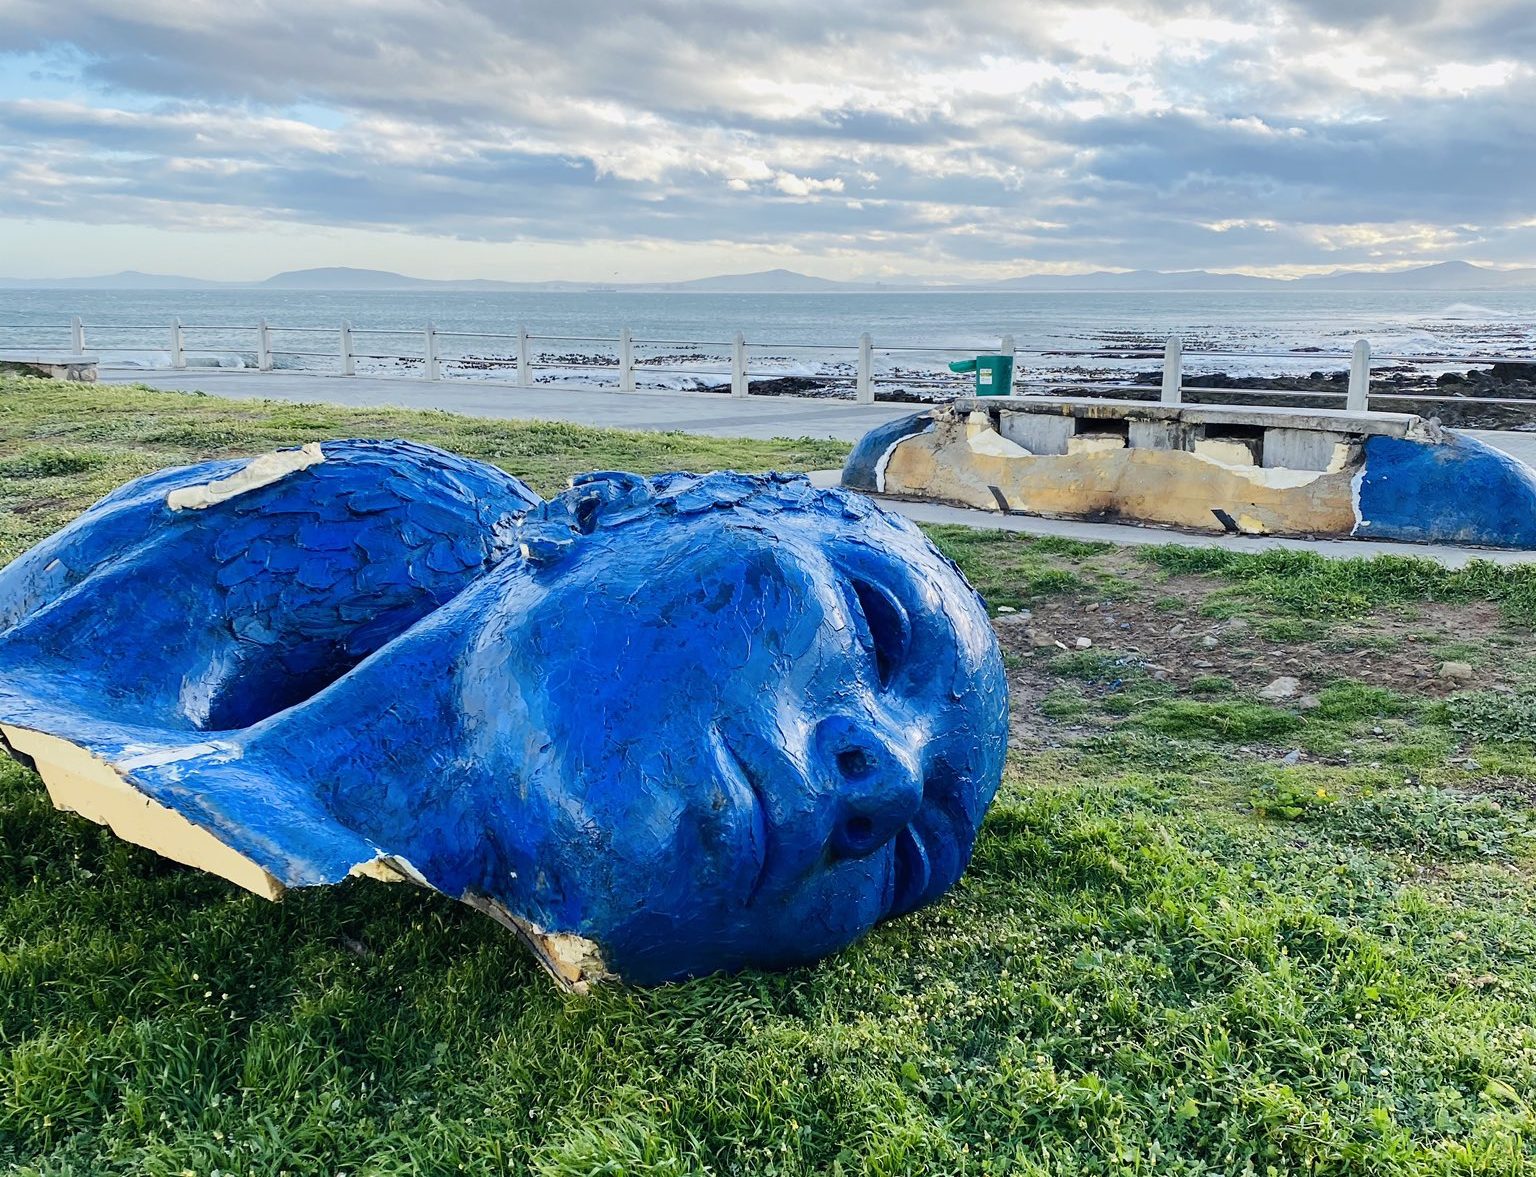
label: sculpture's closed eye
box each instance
[845,578,911,689]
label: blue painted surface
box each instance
[841,410,932,491]
[1358,433,1536,549]
[0,443,1008,984]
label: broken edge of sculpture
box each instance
[844,397,1536,549]
[0,440,1009,991]
[1,722,617,991]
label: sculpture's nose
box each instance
[815,715,923,860]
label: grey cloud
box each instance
[0,0,1532,271]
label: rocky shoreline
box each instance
[449,348,1536,428]
[711,362,1536,428]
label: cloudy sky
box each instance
[1,0,1532,281]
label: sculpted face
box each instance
[433,473,1009,982]
[0,447,1008,988]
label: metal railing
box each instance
[2,317,1534,411]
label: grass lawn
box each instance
[2,376,1535,1175]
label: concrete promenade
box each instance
[99,366,1536,566]
[101,367,1536,468]
[100,368,917,442]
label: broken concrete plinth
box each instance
[843,397,1536,549]
[0,354,100,382]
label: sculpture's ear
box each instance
[516,472,654,567]
[563,471,654,533]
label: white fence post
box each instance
[620,326,635,392]
[339,320,355,376]
[1000,333,1016,393]
[731,331,748,398]
[257,318,273,371]
[70,315,84,353]
[516,324,532,387]
[856,332,874,404]
[170,318,185,370]
[424,320,441,381]
[1347,338,1371,411]
[1161,335,1183,405]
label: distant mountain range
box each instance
[3,260,1535,293]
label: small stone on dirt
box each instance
[1075,637,1093,650]
[996,605,1017,614]
[1201,634,1220,649]
[1298,694,1321,710]
[1438,660,1475,681]
[1258,675,1300,701]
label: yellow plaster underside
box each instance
[2,724,286,900]
[883,429,1358,535]
[3,726,617,987]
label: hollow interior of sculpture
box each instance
[872,399,1414,538]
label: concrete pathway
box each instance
[100,368,916,442]
[101,367,1536,465]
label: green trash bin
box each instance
[948,353,1013,396]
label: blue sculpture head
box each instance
[0,443,1007,988]
[317,471,1009,983]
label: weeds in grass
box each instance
[1140,545,1536,625]
[1319,786,1530,858]
[923,526,1084,609]
[1129,699,1303,742]
[1442,690,1536,745]
[0,447,108,479]
[1189,675,1235,694]
[1249,772,1336,819]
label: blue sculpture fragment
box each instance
[0,440,1008,988]
[1355,433,1536,548]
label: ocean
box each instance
[1,288,1533,391]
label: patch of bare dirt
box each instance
[992,575,1523,702]
[9,496,70,517]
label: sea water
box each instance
[1,288,1532,390]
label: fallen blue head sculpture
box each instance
[0,440,1008,988]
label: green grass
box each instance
[3,377,1536,1173]
[0,376,848,566]
[1139,544,1536,626]
[923,526,1087,611]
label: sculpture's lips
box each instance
[888,823,933,917]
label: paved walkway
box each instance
[100,367,1536,567]
[100,368,916,442]
[101,368,1536,466]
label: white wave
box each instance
[1427,303,1517,321]
[100,350,254,370]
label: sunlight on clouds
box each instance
[0,0,1532,275]
[1430,60,1522,92]
[1296,221,1482,255]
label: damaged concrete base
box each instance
[846,398,1536,548]
[884,405,1361,536]
[463,894,615,995]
